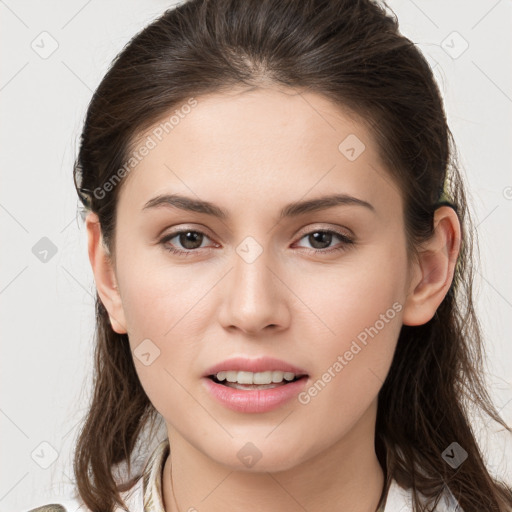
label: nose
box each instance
[217,242,291,336]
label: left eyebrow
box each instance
[141,193,376,219]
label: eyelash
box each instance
[159,228,354,257]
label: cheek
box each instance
[113,239,220,399]
[115,263,206,425]
[302,241,407,347]
[294,243,406,412]
[115,239,209,340]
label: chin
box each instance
[204,438,309,473]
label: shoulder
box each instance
[384,479,464,512]
[26,498,83,512]
[25,479,144,512]
[24,439,165,512]
[27,507,68,512]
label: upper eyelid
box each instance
[295,223,354,239]
[160,226,215,242]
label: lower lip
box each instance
[202,376,309,413]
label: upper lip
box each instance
[203,357,308,377]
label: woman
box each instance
[28,0,512,510]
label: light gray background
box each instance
[1,1,511,510]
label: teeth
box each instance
[215,370,297,385]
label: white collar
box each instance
[43,439,464,512]
[383,479,464,512]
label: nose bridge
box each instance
[233,234,278,305]
[218,233,289,333]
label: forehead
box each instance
[119,86,401,219]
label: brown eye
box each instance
[160,229,215,256]
[295,229,354,254]
[174,231,204,250]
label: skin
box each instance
[86,86,461,512]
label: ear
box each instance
[402,206,461,326]
[85,212,127,334]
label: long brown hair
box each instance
[72,0,512,510]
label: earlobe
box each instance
[85,212,127,334]
[402,206,461,326]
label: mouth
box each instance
[203,366,310,413]
[207,371,309,390]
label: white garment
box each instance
[383,478,463,512]
[26,439,463,512]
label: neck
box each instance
[162,400,385,512]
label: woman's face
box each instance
[102,86,414,471]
